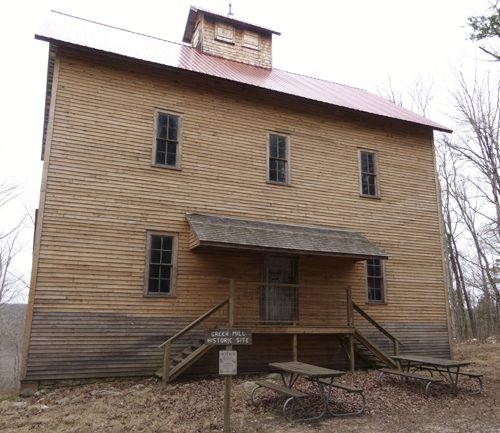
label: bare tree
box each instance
[377,75,435,117]
[0,182,28,305]
[437,141,477,338]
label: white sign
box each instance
[219,350,237,376]
[207,329,252,345]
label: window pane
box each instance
[155,151,166,165]
[277,160,286,183]
[159,278,171,293]
[149,278,158,293]
[157,114,168,139]
[167,142,177,155]
[149,265,160,279]
[161,236,172,251]
[151,236,161,249]
[269,159,277,181]
[156,140,166,153]
[269,136,278,158]
[151,249,161,264]
[161,250,172,264]
[168,116,178,140]
[278,139,286,158]
[166,152,176,166]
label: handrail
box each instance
[159,298,229,348]
[352,302,401,344]
[233,281,352,290]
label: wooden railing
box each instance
[352,301,401,355]
[158,297,229,383]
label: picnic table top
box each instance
[392,354,471,368]
[269,361,344,378]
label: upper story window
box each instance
[268,133,289,185]
[243,31,259,50]
[215,23,234,43]
[367,259,385,303]
[145,233,177,296]
[359,150,378,197]
[154,111,180,169]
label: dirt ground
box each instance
[1,339,499,433]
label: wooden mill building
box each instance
[22,7,452,386]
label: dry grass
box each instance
[1,340,499,432]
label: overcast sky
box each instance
[0,0,491,302]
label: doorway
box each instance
[260,256,298,323]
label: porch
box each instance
[157,279,401,383]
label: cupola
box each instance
[182,6,280,69]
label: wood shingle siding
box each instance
[23,46,450,380]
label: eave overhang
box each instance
[186,213,388,260]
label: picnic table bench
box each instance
[390,354,482,394]
[316,379,366,416]
[378,368,442,392]
[251,361,366,421]
[251,380,309,421]
[419,366,484,394]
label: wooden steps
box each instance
[352,330,398,369]
[155,340,212,382]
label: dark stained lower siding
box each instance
[25,312,194,380]
[357,322,451,358]
[25,313,451,380]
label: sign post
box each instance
[224,280,234,433]
[205,281,253,432]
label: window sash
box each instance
[360,151,378,196]
[155,112,180,168]
[268,134,288,184]
[215,24,234,42]
[146,234,175,295]
[367,259,384,302]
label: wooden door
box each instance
[260,256,298,323]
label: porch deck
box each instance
[248,325,355,334]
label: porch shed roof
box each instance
[186,213,388,260]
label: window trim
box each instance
[215,23,235,44]
[144,231,178,297]
[243,30,260,50]
[365,259,386,304]
[151,109,183,170]
[266,132,291,186]
[358,149,380,198]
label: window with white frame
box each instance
[359,150,378,197]
[367,259,385,302]
[154,112,180,168]
[243,31,259,49]
[215,23,234,43]
[268,133,289,184]
[145,233,176,296]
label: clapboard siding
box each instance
[24,46,451,380]
[357,322,451,358]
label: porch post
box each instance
[346,287,355,372]
[292,334,298,361]
[346,286,354,327]
[348,336,355,372]
[228,279,235,327]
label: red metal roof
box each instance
[36,11,451,133]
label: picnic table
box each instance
[390,354,482,393]
[251,361,365,421]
